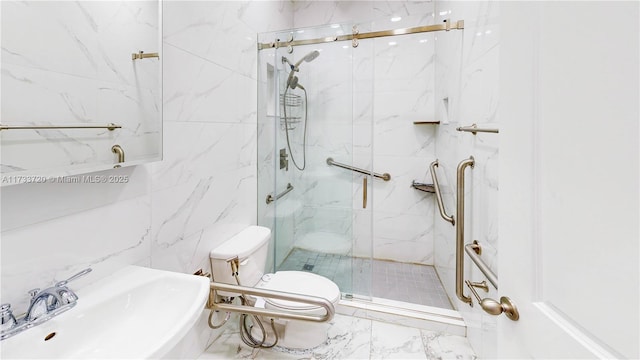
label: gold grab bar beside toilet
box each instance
[456,124,499,135]
[0,123,121,131]
[326,157,390,181]
[456,156,475,305]
[209,281,335,323]
[429,160,455,226]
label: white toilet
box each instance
[209,226,340,350]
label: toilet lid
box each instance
[259,271,340,311]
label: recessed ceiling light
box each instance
[388,41,397,46]
[391,16,402,22]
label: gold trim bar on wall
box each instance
[0,123,121,131]
[258,19,464,50]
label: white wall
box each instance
[1,1,292,357]
[433,1,499,358]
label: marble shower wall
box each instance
[289,1,438,265]
[433,1,499,358]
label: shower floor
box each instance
[278,248,453,310]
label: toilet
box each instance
[209,226,340,350]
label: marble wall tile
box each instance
[1,1,161,173]
[433,1,499,358]
[1,193,151,311]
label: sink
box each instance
[1,266,210,359]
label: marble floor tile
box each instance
[370,322,427,359]
[421,330,477,360]
[279,248,452,309]
[200,314,477,360]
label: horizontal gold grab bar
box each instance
[326,157,390,181]
[465,241,498,289]
[429,160,455,226]
[209,281,335,323]
[0,123,121,131]
[456,124,499,134]
[266,183,293,204]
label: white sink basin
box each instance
[1,266,210,359]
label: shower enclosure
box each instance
[258,20,454,311]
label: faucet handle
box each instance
[55,268,92,287]
[0,304,17,331]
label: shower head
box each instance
[287,50,320,89]
[294,50,320,68]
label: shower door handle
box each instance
[363,177,368,209]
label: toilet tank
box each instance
[209,226,271,288]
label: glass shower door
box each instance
[257,24,373,300]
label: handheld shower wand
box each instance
[281,50,320,171]
[285,50,320,90]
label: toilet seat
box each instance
[257,271,340,311]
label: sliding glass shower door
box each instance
[257,24,374,300]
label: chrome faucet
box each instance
[1,268,92,340]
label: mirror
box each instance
[0,1,162,181]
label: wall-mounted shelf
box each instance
[411,180,435,193]
[413,121,441,125]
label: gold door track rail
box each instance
[209,281,335,323]
[327,157,390,181]
[0,123,121,131]
[456,156,475,305]
[430,160,455,226]
[266,183,294,204]
[258,19,464,50]
[456,124,499,135]
[465,241,498,289]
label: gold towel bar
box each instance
[0,123,121,131]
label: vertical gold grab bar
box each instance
[363,177,368,208]
[456,156,475,305]
[429,160,455,226]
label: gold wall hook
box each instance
[111,144,125,165]
[132,51,159,60]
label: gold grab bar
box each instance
[429,160,455,226]
[209,281,335,323]
[0,123,121,131]
[464,241,498,289]
[456,156,475,305]
[266,183,294,204]
[456,124,499,135]
[326,157,390,181]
